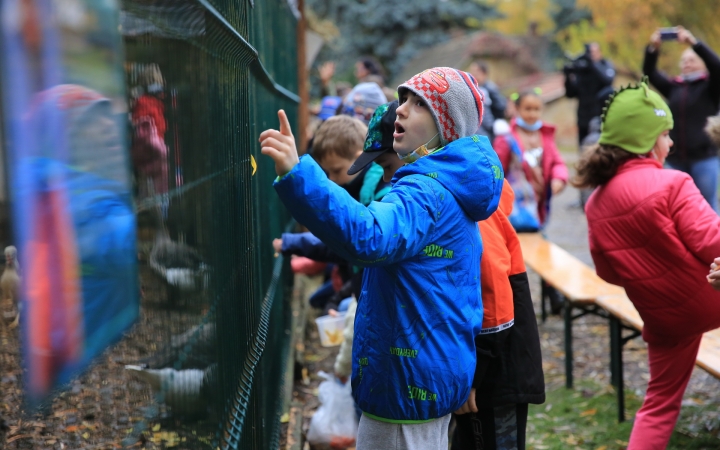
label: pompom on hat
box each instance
[397,67,485,146]
[598,78,673,154]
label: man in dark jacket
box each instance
[644,26,720,211]
[564,43,616,144]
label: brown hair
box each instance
[312,115,367,162]
[572,144,638,189]
[471,59,489,74]
[514,90,541,107]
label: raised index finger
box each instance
[278,110,293,137]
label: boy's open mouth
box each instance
[393,122,405,139]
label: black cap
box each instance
[347,100,398,175]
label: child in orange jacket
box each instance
[452,179,545,449]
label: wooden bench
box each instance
[595,294,643,422]
[518,233,720,422]
[697,328,720,380]
[596,294,720,423]
[518,233,624,388]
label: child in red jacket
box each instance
[574,80,720,449]
[493,91,568,226]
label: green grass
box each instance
[527,382,720,449]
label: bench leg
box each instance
[541,279,548,323]
[610,319,619,387]
[564,296,573,389]
[609,317,625,423]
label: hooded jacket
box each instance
[643,42,720,162]
[274,135,503,422]
[586,158,720,344]
[472,180,545,406]
[492,119,569,225]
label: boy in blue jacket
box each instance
[260,67,503,450]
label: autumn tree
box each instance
[485,0,555,35]
[557,0,720,75]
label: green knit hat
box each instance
[598,78,673,154]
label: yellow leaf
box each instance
[152,431,182,447]
[250,155,257,176]
[280,413,290,423]
[152,424,161,432]
[580,408,597,417]
[82,432,89,439]
[596,446,608,450]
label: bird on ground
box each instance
[0,246,21,330]
[136,321,216,370]
[125,363,217,417]
[149,227,209,306]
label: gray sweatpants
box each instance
[356,413,452,450]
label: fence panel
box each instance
[122,0,298,448]
[0,0,297,447]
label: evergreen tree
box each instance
[308,0,499,80]
[551,0,591,33]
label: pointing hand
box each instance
[259,110,299,177]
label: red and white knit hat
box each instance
[397,67,485,146]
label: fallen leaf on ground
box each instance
[151,431,185,447]
[580,408,597,417]
[280,413,290,423]
[7,435,32,444]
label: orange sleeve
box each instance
[479,214,515,330]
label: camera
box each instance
[659,27,679,41]
[563,44,592,74]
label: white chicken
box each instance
[125,364,215,416]
[149,228,209,306]
[0,246,20,330]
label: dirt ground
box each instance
[0,262,217,449]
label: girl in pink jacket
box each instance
[493,91,568,225]
[575,80,720,449]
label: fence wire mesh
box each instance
[0,0,297,448]
[122,0,298,448]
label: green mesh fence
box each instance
[121,0,298,448]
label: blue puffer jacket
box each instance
[274,135,503,422]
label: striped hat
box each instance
[398,67,484,146]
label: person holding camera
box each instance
[564,43,616,145]
[644,26,720,211]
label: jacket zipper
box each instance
[680,84,687,161]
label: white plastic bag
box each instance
[306,371,358,449]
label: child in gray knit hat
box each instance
[260,67,503,450]
[342,82,387,124]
